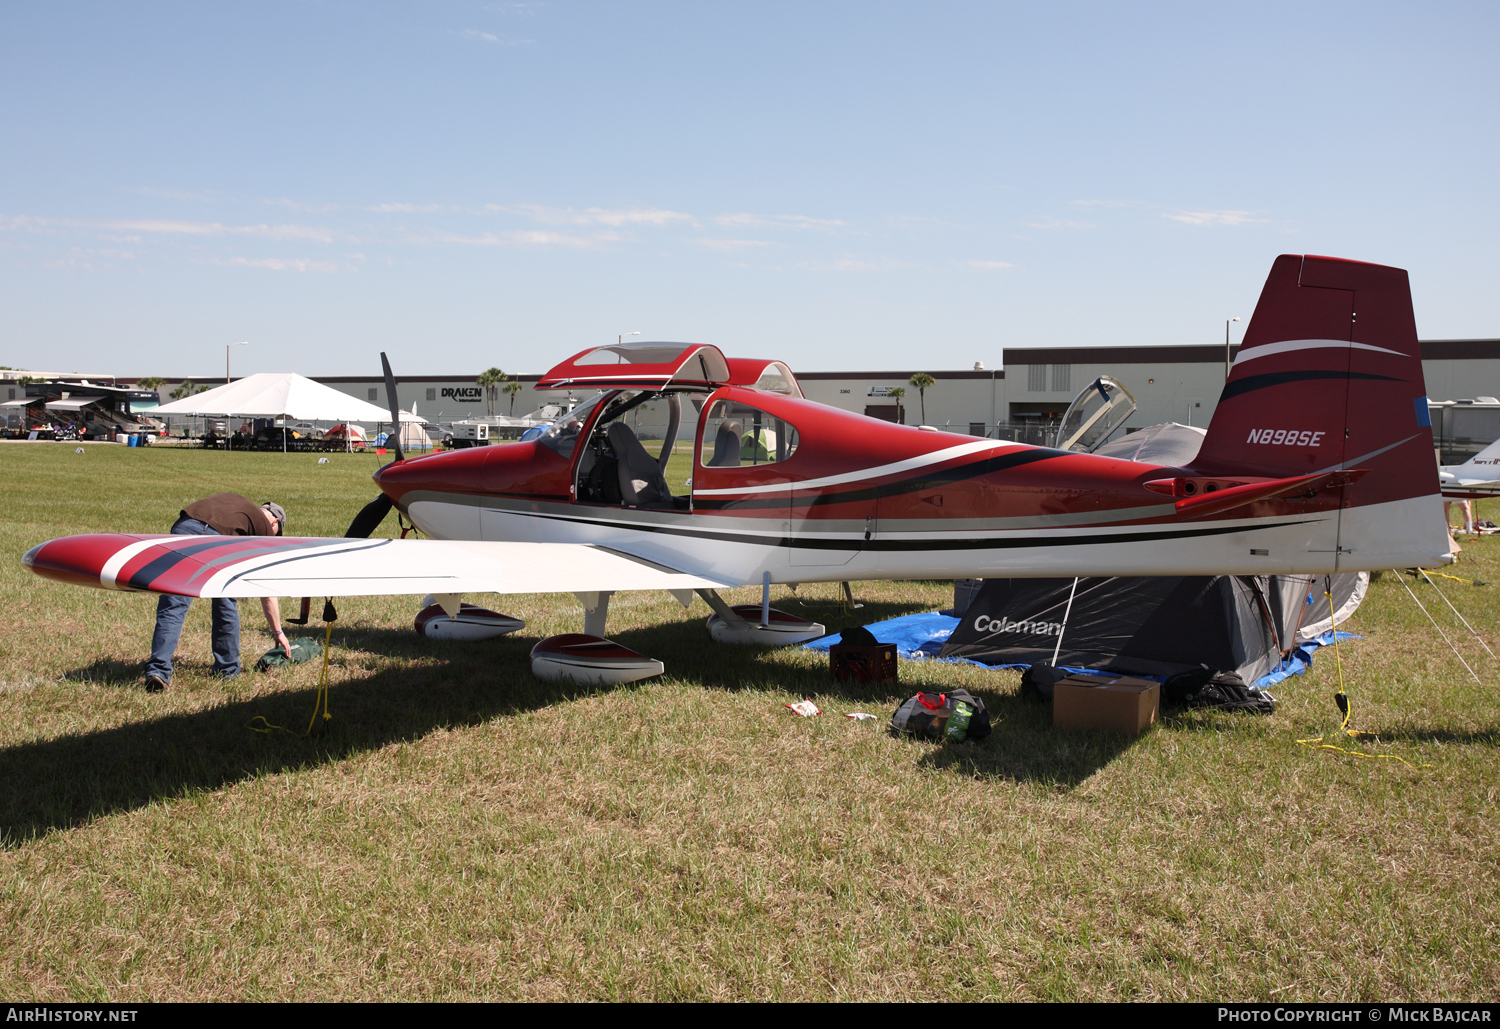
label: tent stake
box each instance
[1397,574,1482,684]
[1051,576,1079,666]
[1418,568,1496,659]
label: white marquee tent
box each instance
[152,372,423,424]
[152,372,425,450]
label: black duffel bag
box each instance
[1161,667,1276,714]
[890,688,992,742]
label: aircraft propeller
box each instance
[342,351,403,539]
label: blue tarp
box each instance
[802,611,1359,689]
[1254,630,1362,689]
[802,611,959,659]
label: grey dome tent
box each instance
[939,572,1366,683]
[937,418,1367,682]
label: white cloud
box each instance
[460,28,533,44]
[1023,217,1094,230]
[1,216,334,243]
[713,212,844,230]
[1163,209,1263,227]
[798,256,890,272]
[127,186,216,202]
[965,259,1015,270]
[884,213,963,230]
[212,257,339,272]
[436,228,603,248]
[0,215,61,235]
[486,2,543,16]
[493,204,693,227]
[98,219,336,242]
[367,202,448,214]
[695,239,773,251]
[264,197,343,213]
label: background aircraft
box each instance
[1440,437,1500,499]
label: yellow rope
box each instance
[1295,581,1430,770]
[1424,570,1484,588]
[249,619,334,736]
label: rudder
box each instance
[1193,254,1446,570]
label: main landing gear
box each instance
[416,580,826,686]
[698,576,826,646]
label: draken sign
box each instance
[442,387,483,402]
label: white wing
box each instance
[24,534,739,599]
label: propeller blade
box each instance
[380,351,404,462]
[345,493,394,538]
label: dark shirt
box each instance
[181,493,273,537]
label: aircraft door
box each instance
[692,394,792,567]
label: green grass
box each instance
[1,440,1498,1000]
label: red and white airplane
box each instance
[1440,438,1500,500]
[23,254,1452,681]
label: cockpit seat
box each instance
[606,422,674,507]
[707,420,742,467]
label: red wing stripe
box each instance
[124,537,341,595]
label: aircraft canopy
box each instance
[537,343,731,391]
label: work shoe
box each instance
[144,675,168,693]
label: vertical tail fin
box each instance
[1193,255,1446,569]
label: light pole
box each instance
[226,340,248,385]
[618,331,641,345]
[1224,318,1240,380]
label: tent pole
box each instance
[1397,573,1482,684]
[1418,568,1495,658]
[1051,577,1079,666]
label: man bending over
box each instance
[143,493,292,692]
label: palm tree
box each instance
[169,380,195,401]
[502,378,524,416]
[908,373,935,425]
[137,376,166,391]
[476,368,504,416]
[888,386,906,425]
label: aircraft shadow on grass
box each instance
[7,642,610,842]
[10,595,1107,840]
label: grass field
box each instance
[1,441,1498,1001]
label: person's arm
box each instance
[261,597,292,657]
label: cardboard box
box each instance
[1053,674,1160,734]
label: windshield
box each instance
[534,392,610,459]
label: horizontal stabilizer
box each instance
[1171,470,1366,520]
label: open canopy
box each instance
[537,343,731,391]
[151,373,422,423]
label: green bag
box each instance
[256,636,324,672]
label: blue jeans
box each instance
[144,517,241,681]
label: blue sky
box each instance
[2,1,1496,378]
